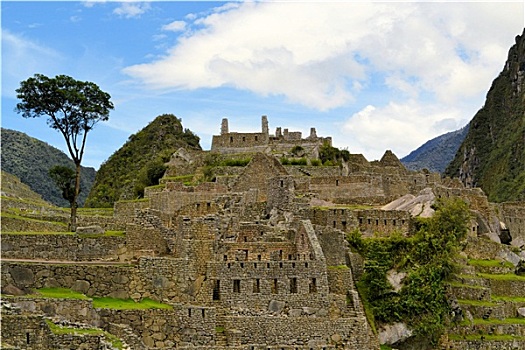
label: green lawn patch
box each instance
[0,212,67,226]
[45,320,123,349]
[492,295,525,303]
[448,334,525,341]
[30,287,90,300]
[92,297,172,310]
[468,259,514,268]
[77,207,114,216]
[470,318,525,325]
[456,299,497,307]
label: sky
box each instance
[2,1,524,170]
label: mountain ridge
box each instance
[1,128,96,207]
[445,29,525,202]
[401,125,469,173]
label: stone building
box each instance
[211,116,332,158]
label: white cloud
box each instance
[113,2,151,19]
[1,29,63,98]
[340,100,468,161]
[123,1,523,112]
[162,20,186,32]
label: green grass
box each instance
[468,259,514,268]
[470,318,525,325]
[380,345,393,350]
[45,320,123,349]
[492,295,525,303]
[477,273,525,281]
[448,334,525,341]
[215,326,225,333]
[456,299,497,307]
[29,287,90,300]
[29,288,172,310]
[77,207,114,216]
[92,297,173,310]
[0,212,67,226]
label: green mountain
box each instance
[401,125,469,174]
[1,128,96,207]
[445,29,525,202]
[85,114,201,207]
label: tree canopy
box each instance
[16,74,113,230]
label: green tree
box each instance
[16,74,113,231]
[49,165,77,207]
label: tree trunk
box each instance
[71,162,81,232]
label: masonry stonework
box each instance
[3,116,524,349]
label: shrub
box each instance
[348,198,470,344]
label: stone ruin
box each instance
[2,116,525,349]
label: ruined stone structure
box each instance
[2,117,525,349]
[211,116,332,159]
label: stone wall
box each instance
[1,234,127,261]
[1,215,68,232]
[1,262,136,298]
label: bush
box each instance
[348,198,470,344]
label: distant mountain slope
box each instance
[1,170,50,205]
[401,125,469,174]
[85,114,201,208]
[1,128,96,207]
[445,29,525,202]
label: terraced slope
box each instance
[444,237,525,349]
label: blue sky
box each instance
[2,1,524,170]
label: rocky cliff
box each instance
[445,29,525,202]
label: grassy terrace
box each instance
[0,212,67,225]
[45,320,123,349]
[467,259,514,269]
[312,204,377,210]
[461,318,525,326]
[2,230,125,237]
[492,295,525,303]
[476,273,525,281]
[448,334,525,341]
[27,288,173,310]
[448,281,487,289]
[457,299,497,307]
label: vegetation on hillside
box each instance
[445,30,525,202]
[319,142,350,166]
[1,128,96,207]
[348,198,470,345]
[85,114,201,207]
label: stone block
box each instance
[268,300,285,314]
[76,225,105,234]
[71,280,90,294]
[9,266,34,286]
[1,283,25,296]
